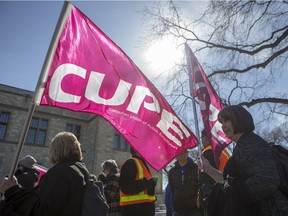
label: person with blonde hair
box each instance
[48,131,83,164]
[0,131,90,216]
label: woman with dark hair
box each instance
[0,131,89,216]
[202,105,288,216]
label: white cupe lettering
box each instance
[126,86,160,114]
[49,63,86,103]
[209,104,219,121]
[209,104,226,144]
[156,109,191,147]
[211,121,226,144]
[85,72,132,105]
[49,63,191,146]
[198,94,207,110]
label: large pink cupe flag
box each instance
[38,4,198,171]
[185,44,231,164]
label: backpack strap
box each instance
[74,162,90,182]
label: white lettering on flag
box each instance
[39,5,198,171]
[186,44,231,164]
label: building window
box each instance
[66,124,81,141]
[113,133,129,151]
[0,112,10,140]
[26,117,48,145]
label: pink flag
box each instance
[39,5,198,171]
[185,44,231,164]
[34,164,48,184]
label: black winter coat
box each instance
[168,157,201,214]
[207,132,288,216]
[234,132,288,216]
[1,158,87,216]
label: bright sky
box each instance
[0,1,201,92]
[0,1,143,91]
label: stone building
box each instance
[0,83,164,202]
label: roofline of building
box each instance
[0,83,33,97]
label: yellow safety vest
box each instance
[202,145,230,172]
[120,158,156,206]
[218,148,230,172]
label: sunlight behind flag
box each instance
[144,37,184,72]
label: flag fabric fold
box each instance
[185,44,231,165]
[39,4,198,171]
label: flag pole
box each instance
[184,43,203,171]
[8,1,73,179]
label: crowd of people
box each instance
[1,105,288,216]
[0,131,157,216]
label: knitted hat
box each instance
[18,155,37,169]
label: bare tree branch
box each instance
[141,0,288,130]
[238,98,288,108]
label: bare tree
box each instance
[141,0,288,130]
[257,124,288,148]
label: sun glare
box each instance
[144,38,184,74]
